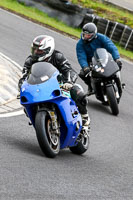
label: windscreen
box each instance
[27,62,57,85]
[93,48,109,67]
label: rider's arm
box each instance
[99,34,120,60]
[54,51,78,84]
[76,39,89,69]
[22,56,34,79]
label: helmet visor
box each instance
[83,32,94,40]
[32,45,50,58]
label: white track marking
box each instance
[0,109,24,118]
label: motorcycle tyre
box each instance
[69,134,89,155]
[106,85,119,116]
[35,111,60,158]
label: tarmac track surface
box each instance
[0,8,133,200]
[108,0,133,12]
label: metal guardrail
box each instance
[83,14,133,51]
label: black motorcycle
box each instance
[88,48,123,116]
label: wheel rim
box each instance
[81,131,89,149]
[46,119,60,152]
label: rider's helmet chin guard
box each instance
[31,35,55,61]
[82,22,97,42]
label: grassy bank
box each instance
[71,0,133,28]
[0,0,133,61]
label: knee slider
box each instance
[77,92,87,106]
[70,85,87,106]
[70,85,80,102]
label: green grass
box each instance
[71,0,133,28]
[0,0,133,61]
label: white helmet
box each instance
[31,35,55,61]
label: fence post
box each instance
[104,20,110,35]
[110,22,118,39]
[125,29,133,49]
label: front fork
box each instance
[48,110,60,136]
[37,104,60,136]
[115,71,123,97]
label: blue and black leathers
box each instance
[76,33,120,69]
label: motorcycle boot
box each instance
[81,113,91,137]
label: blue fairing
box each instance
[20,71,60,104]
[52,97,82,148]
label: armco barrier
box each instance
[82,14,133,51]
[17,0,133,51]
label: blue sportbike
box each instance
[20,62,89,158]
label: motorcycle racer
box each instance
[76,22,122,95]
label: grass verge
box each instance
[0,0,133,61]
[71,0,133,28]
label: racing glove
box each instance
[18,72,28,90]
[83,67,91,77]
[115,58,122,70]
[18,77,25,91]
[63,82,73,90]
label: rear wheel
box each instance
[106,85,119,115]
[69,130,90,155]
[35,111,60,158]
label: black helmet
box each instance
[82,23,97,42]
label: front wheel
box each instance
[35,111,60,158]
[106,85,119,115]
[69,130,90,155]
